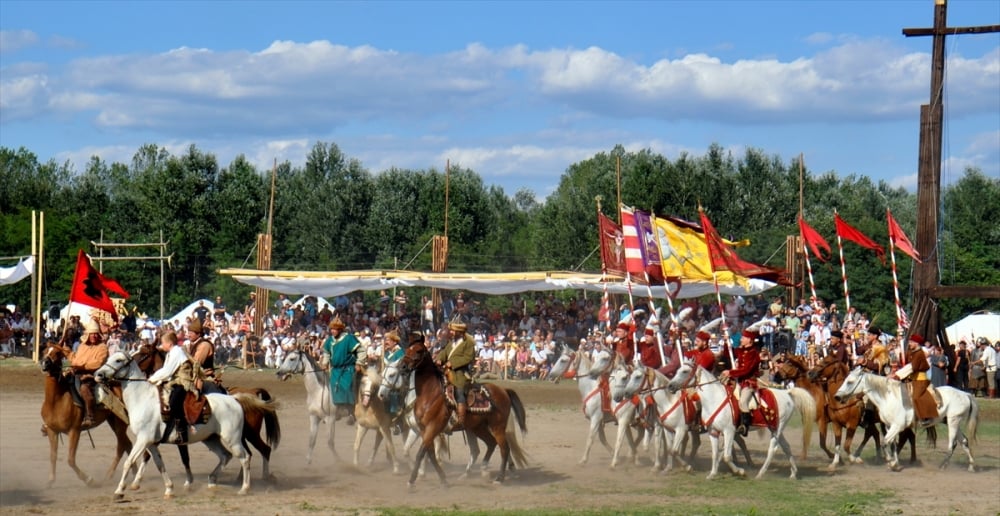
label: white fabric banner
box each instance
[0,257,34,286]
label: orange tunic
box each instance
[70,342,109,373]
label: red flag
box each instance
[834,213,886,264]
[698,208,793,285]
[886,210,921,262]
[619,206,646,276]
[598,212,627,277]
[69,249,129,321]
[798,216,831,262]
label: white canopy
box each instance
[166,299,232,326]
[0,257,34,286]
[219,268,777,300]
[292,295,335,310]
[946,311,999,344]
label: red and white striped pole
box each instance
[802,239,819,309]
[888,227,906,365]
[834,225,855,359]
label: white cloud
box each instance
[888,172,919,191]
[0,30,39,53]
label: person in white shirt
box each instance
[976,338,997,397]
[148,331,196,444]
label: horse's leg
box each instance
[306,414,320,464]
[706,432,721,480]
[579,412,603,465]
[883,425,903,471]
[460,429,481,479]
[734,434,755,467]
[46,428,58,487]
[818,418,833,459]
[219,432,252,495]
[370,429,383,467]
[243,420,272,482]
[721,429,745,477]
[652,425,664,472]
[490,415,511,484]
[353,424,367,467]
[610,419,630,469]
[201,439,229,488]
[146,445,175,500]
[106,417,132,482]
[177,445,194,489]
[327,413,339,461]
[774,432,798,480]
[843,422,861,465]
[828,423,844,470]
[66,428,95,486]
[956,419,975,472]
[408,441,428,487]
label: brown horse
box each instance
[39,343,135,487]
[400,342,527,487]
[808,356,919,465]
[132,344,281,485]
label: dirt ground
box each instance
[2,358,998,515]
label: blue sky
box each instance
[2,0,998,198]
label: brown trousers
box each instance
[910,380,939,420]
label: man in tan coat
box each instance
[68,319,109,427]
[894,334,938,427]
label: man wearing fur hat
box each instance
[858,327,889,375]
[323,316,363,425]
[188,318,222,394]
[67,318,109,427]
[827,330,850,366]
[894,334,938,426]
[721,329,761,437]
[436,318,476,431]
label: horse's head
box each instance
[609,363,633,402]
[358,365,381,408]
[809,355,845,383]
[94,351,135,384]
[401,342,429,373]
[667,360,695,393]
[833,367,866,403]
[40,343,69,376]
[773,354,807,383]
[589,348,613,377]
[377,358,407,401]
[275,349,305,380]
[132,343,161,376]
[548,350,576,380]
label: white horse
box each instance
[94,350,253,499]
[274,349,339,464]
[833,367,978,472]
[549,348,641,468]
[353,364,402,473]
[667,360,815,480]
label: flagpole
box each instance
[713,271,736,367]
[887,208,906,364]
[650,212,679,365]
[833,209,856,359]
[801,236,819,309]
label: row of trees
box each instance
[1,142,997,323]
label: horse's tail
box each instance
[505,389,529,468]
[235,393,282,450]
[506,388,528,436]
[966,392,979,445]
[788,387,815,457]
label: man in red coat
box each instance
[687,331,718,372]
[638,328,664,370]
[613,317,635,365]
[722,329,761,436]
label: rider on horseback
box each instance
[148,331,196,444]
[382,330,406,434]
[855,327,888,425]
[67,318,109,427]
[721,328,761,437]
[188,318,224,394]
[436,317,476,432]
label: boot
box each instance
[737,412,751,437]
[990,389,996,399]
[860,408,875,427]
[172,419,189,445]
[79,383,96,428]
[159,419,175,444]
[452,402,467,432]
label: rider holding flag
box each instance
[721,328,761,437]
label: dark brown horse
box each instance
[132,344,281,484]
[400,342,527,487]
[808,356,919,465]
[39,343,134,487]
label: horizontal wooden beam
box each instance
[902,25,1000,37]
[931,285,1000,299]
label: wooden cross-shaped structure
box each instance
[902,0,1000,345]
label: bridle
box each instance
[98,352,148,382]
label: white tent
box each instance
[0,257,34,286]
[166,299,232,326]
[292,295,335,311]
[946,311,1000,344]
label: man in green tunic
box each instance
[435,319,477,431]
[323,316,364,425]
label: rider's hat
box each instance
[908,334,925,346]
[696,330,711,342]
[384,330,401,343]
[329,316,346,331]
[82,318,102,336]
[830,330,843,339]
[448,314,467,333]
[188,318,204,335]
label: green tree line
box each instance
[1,142,996,323]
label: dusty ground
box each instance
[1,358,998,515]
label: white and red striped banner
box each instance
[620,205,645,276]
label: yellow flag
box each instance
[652,216,749,287]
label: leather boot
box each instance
[79,382,96,427]
[173,419,189,445]
[453,402,467,432]
[159,419,175,444]
[737,412,751,437]
[990,389,996,399]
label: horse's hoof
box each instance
[826,464,838,472]
[789,473,798,480]
[736,469,746,477]
[755,472,765,480]
[113,493,126,501]
[480,469,490,478]
[457,472,469,480]
[207,483,218,489]
[128,483,141,491]
[238,488,249,496]
[967,465,976,473]
[889,464,903,472]
[163,493,172,500]
[684,465,693,473]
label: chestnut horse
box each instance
[39,343,136,487]
[400,342,527,487]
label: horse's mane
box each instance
[300,350,327,384]
[859,370,894,399]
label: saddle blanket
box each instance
[159,388,212,426]
[445,384,493,413]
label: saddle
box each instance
[158,388,212,426]
[726,384,779,431]
[444,384,493,413]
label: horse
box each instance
[38,343,137,487]
[772,354,885,468]
[353,363,402,473]
[667,360,815,480]
[274,348,341,464]
[833,366,979,472]
[398,342,528,487]
[610,363,757,474]
[801,356,918,467]
[378,356,515,479]
[131,344,281,484]
[94,350,266,498]
[549,347,641,467]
